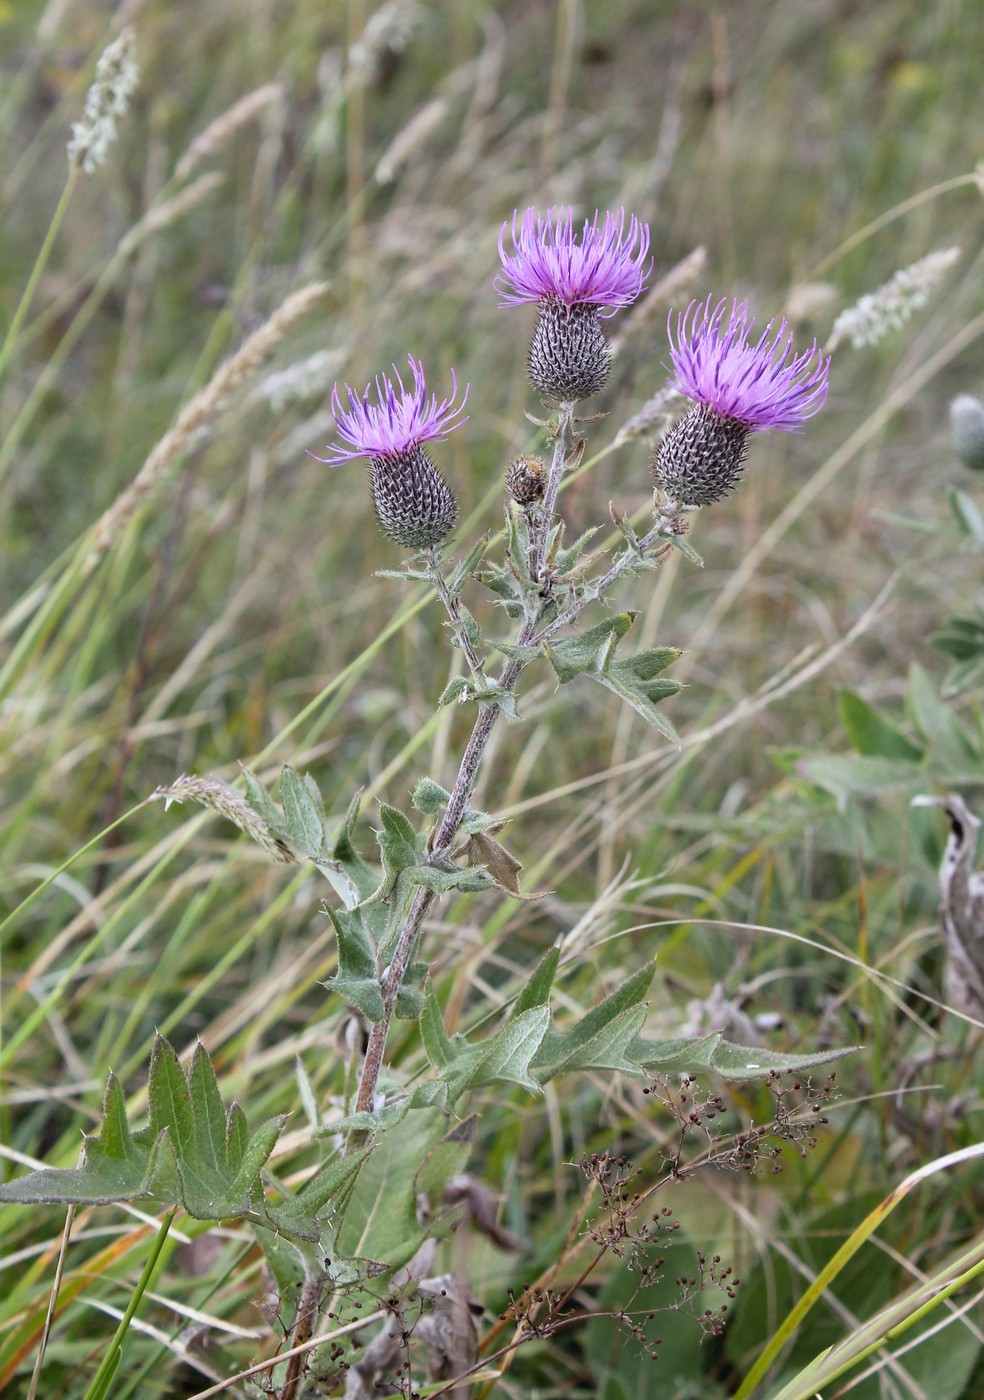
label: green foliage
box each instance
[544,612,681,740]
[0,1037,373,1265]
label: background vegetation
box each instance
[1,0,983,1395]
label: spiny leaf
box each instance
[630,1033,856,1080]
[594,649,682,742]
[554,525,601,573]
[0,1042,292,1233]
[543,613,635,684]
[531,964,656,1081]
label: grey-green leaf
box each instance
[280,766,326,860]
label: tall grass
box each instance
[1,0,983,1395]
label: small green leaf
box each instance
[148,1036,194,1161]
[97,1073,136,1163]
[226,1102,248,1168]
[531,964,655,1081]
[447,533,491,596]
[470,1007,550,1092]
[328,908,377,978]
[950,487,984,545]
[554,525,601,573]
[535,1006,648,1080]
[839,690,923,761]
[0,1148,149,1206]
[595,649,682,742]
[488,639,541,661]
[438,676,472,707]
[377,803,418,868]
[410,861,493,895]
[330,975,385,1022]
[228,1116,288,1201]
[543,613,635,684]
[189,1042,227,1173]
[280,767,326,860]
[667,532,704,567]
[512,946,560,1016]
[296,1147,372,1213]
[630,1033,855,1080]
[421,984,455,1069]
[241,768,283,831]
[442,681,522,718]
[459,805,500,834]
[318,1101,410,1138]
[395,983,426,1019]
[907,663,978,769]
[411,778,451,814]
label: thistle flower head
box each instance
[314,356,465,549]
[667,297,830,431]
[653,298,831,507]
[496,207,651,315]
[317,355,468,465]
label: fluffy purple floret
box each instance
[667,297,830,430]
[314,355,469,465]
[496,206,651,315]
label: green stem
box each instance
[81,1211,175,1400]
[0,165,80,389]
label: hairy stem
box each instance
[530,402,576,581]
[426,548,486,682]
[351,419,679,1119]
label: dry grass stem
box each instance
[174,83,285,181]
[86,281,328,564]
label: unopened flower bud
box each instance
[529,299,610,402]
[652,406,749,507]
[369,447,458,548]
[951,394,984,473]
[506,454,547,506]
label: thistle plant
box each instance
[0,205,842,1398]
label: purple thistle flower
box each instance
[314,355,469,466]
[496,206,652,314]
[653,298,831,507]
[666,296,830,431]
[495,204,649,315]
[496,206,651,403]
[314,356,467,549]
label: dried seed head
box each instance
[67,28,140,174]
[369,447,458,548]
[652,406,749,507]
[506,454,547,505]
[529,298,610,402]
